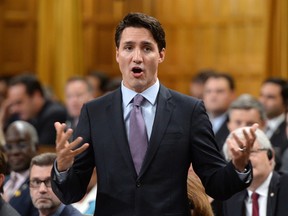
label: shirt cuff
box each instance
[53,160,69,183]
[235,166,252,183]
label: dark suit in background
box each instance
[269,120,288,170]
[214,115,230,151]
[8,179,38,216]
[222,172,288,216]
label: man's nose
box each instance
[132,49,143,63]
[38,182,48,192]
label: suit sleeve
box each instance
[190,100,252,200]
[51,104,95,204]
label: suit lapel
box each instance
[138,85,175,177]
[106,89,137,178]
[266,172,280,216]
[235,191,247,216]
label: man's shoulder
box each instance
[162,86,202,106]
[61,204,83,216]
[39,100,67,120]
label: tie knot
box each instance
[133,94,145,107]
[252,192,259,201]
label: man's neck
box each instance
[39,207,58,216]
[248,171,272,192]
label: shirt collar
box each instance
[267,113,285,131]
[247,172,273,199]
[11,170,30,181]
[121,79,160,107]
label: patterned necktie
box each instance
[129,94,148,174]
[3,173,18,201]
[252,192,259,216]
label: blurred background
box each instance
[0,0,287,101]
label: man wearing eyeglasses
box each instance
[221,127,288,216]
[29,152,82,216]
[3,120,38,216]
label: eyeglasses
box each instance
[250,148,268,154]
[29,178,51,188]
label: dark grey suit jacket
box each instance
[52,85,251,216]
[270,120,287,171]
[222,172,288,216]
[214,114,230,151]
[0,196,20,216]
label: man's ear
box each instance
[116,47,119,63]
[158,48,165,63]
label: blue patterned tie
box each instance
[129,94,148,174]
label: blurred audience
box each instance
[0,150,20,216]
[189,69,216,99]
[259,78,288,170]
[2,120,38,216]
[203,72,236,151]
[0,75,11,108]
[29,152,82,216]
[279,109,288,174]
[0,74,67,145]
[104,76,122,93]
[86,71,109,98]
[64,76,94,131]
[227,94,266,131]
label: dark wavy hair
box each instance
[115,12,166,52]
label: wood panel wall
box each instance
[0,0,37,76]
[0,0,278,99]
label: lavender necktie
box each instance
[129,94,148,174]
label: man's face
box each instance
[259,83,285,119]
[190,81,204,99]
[8,84,35,120]
[4,125,36,172]
[228,108,266,132]
[29,165,61,213]
[203,77,234,116]
[249,141,273,182]
[65,80,93,118]
[116,27,165,93]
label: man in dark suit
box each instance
[1,74,67,145]
[259,78,288,170]
[29,152,82,216]
[203,73,236,151]
[222,127,288,216]
[51,12,257,216]
[3,121,38,216]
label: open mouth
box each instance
[132,67,143,73]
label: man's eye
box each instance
[33,180,41,185]
[18,142,28,149]
[144,47,152,52]
[124,46,132,51]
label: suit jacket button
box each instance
[136,181,141,188]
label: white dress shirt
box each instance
[245,172,273,216]
[265,113,285,138]
[121,79,159,141]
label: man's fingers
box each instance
[55,122,65,145]
[68,137,84,150]
[71,143,89,157]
